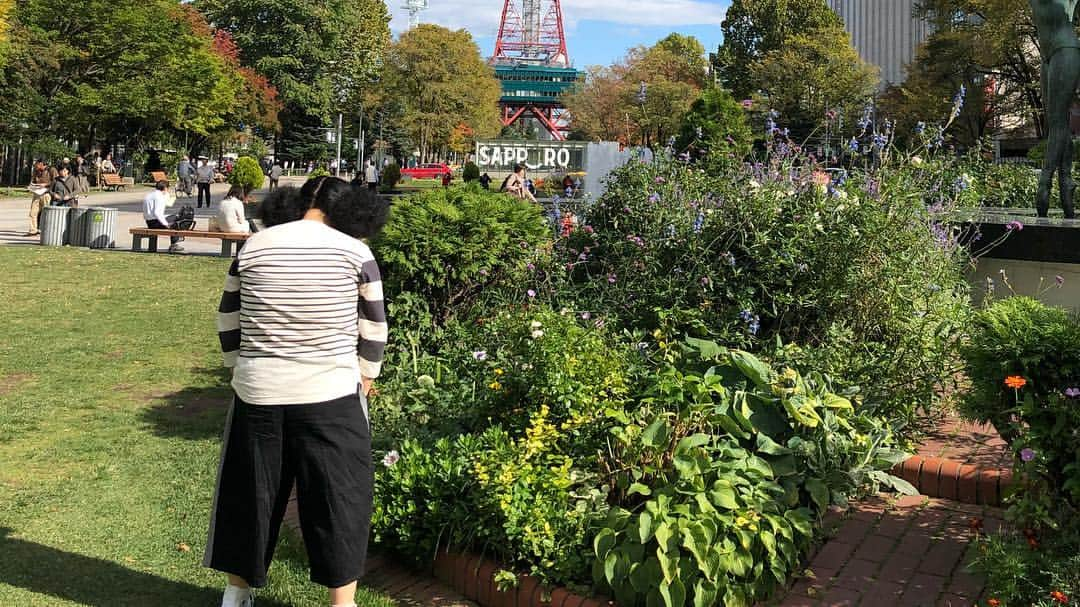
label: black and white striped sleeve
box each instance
[217,259,241,368]
[357,257,387,379]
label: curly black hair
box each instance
[259,177,390,239]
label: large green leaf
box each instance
[729,350,772,387]
[805,477,830,511]
[659,578,687,607]
[686,336,726,360]
[629,557,664,592]
[642,418,672,448]
[594,527,616,559]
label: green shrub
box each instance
[676,86,753,169]
[462,161,480,182]
[980,163,1038,208]
[371,185,550,328]
[560,154,971,434]
[961,297,1080,526]
[229,156,264,194]
[381,163,401,188]
[308,166,331,179]
[972,528,1080,607]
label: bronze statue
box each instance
[1031,0,1080,218]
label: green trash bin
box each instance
[39,205,69,247]
[84,207,119,249]
[67,207,90,247]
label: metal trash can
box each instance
[84,207,119,249]
[67,207,91,247]
[39,205,69,247]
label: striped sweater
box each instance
[217,219,387,405]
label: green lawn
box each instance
[0,247,394,607]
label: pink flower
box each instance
[526,289,536,298]
[607,274,617,284]
[1066,387,1080,398]
[1020,448,1036,462]
[1005,220,1024,231]
[1056,275,1065,286]
[382,450,400,467]
[741,99,753,109]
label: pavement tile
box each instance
[853,534,896,563]
[879,552,922,585]
[862,580,905,604]
[946,568,985,598]
[832,558,880,590]
[834,519,874,545]
[901,572,947,605]
[811,541,857,571]
[875,513,914,538]
[895,531,933,557]
[919,542,967,577]
[819,586,862,607]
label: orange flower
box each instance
[1005,375,1027,389]
[1028,536,1040,550]
[1051,591,1068,604]
[968,517,984,532]
[987,599,1001,607]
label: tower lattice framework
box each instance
[493,0,569,67]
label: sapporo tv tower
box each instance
[491,0,582,140]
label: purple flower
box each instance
[1056,275,1065,286]
[526,263,535,271]
[700,276,711,286]
[607,274,617,284]
[527,289,536,298]
[472,350,487,361]
[739,309,754,322]
[654,176,666,184]
[1020,448,1036,462]
[648,192,661,203]
[479,268,489,276]
[1065,387,1080,398]
[580,311,591,320]
[741,99,753,109]
[584,225,594,234]
[1005,220,1024,231]
[578,252,587,261]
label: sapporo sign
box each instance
[475,140,586,172]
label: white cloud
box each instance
[384,0,728,37]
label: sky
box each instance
[382,0,730,68]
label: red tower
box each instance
[493,0,569,67]
[492,0,579,140]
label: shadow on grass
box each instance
[139,366,233,441]
[0,527,293,607]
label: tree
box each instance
[197,0,390,154]
[0,0,12,66]
[713,0,843,99]
[676,86,754,167]
[751,25,879,140]
[378,25,501,162]
[563,33,709,146]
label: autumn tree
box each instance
[378,25,501,161]
[713,0,843,99]
[676,86,754,167]
[563,33,709,146]
[0,0,12,67]
[751,24,878,140]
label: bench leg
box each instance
[132,235,143,252]
[221,240,232,257]
[148,236,158,253]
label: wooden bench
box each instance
[130,228,250,257]
[149,171,169,184]
[102,173,126,191]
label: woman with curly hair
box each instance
[205,177,391,607]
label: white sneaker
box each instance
[221,585,254,607]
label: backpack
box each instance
[175,205,197,230]
[499,175,511,192]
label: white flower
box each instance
[382,450,400,467]
[530,320,543,330]
[417,374,435,389]
[748,179,761,191]
[472,350,487,361]
[911,155,923,166]
[531,330,544,339]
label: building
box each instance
[828,0,932,86]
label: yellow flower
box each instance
[494,368,504,376]
[489,381,501,391]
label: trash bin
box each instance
[84,207,119,249]
[67,207,91,247]
[39,205,69,247]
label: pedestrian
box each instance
[502,164,536,202]
[73,154,90,195]
[205,177,389,607]
[178,156,194,197]
[441,172,452,188]
[25,160,56,236]
[50,166,79,207]
[143,180,184,253]
[364,160,378,191]
[268,160,283,192]
[479,173,492,190]
[196,158,215,209]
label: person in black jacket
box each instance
[50,166,79,207]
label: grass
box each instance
[0,247,395,607]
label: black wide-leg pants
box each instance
[204,392,372,588]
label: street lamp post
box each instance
[335,112,343,177]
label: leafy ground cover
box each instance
[0,247,393,607]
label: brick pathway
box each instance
[776,495,1004,607]
[917,411,1010,469]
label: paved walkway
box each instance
[0,177,307,256]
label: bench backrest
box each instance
[103,174,123,184]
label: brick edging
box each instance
[891,455,1013,506]
[433,551,614,607]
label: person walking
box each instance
[204,177,389,607]
[364,160,378,191]
[26,161,56,236]
[196,158,215,209]
[143,180,184,253]
[178,156,195,197]
[50,166,79,207]
[73,154,90,195]
[268,161,283,192]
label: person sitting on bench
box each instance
[143,180,184,253]
[216,185,257,234]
